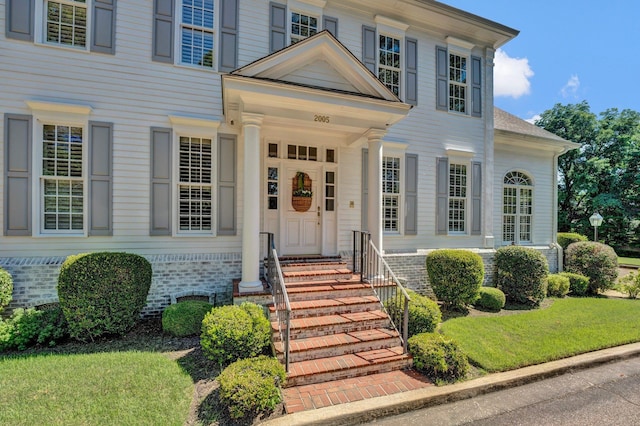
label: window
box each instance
[45,0,87,48]
[180,0,215,68]
[287,144,318,161]
[291,12,318,44]
[503,171,533,244]
[449,53,467,113]
[178,137,213,231]
[325,171,335,211]
[448,163,467,233]
[41,124,84,232]
[382,156,401,232]
[267,167,279,210]
[379,35,401,96]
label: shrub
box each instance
[494,246,549,307]
[546,274,570,298]
[559,272,590,297]
[384,290,441,338]
[162,300,213,337]
[0,306,68,351]
[557,232,588,250]
[474,287,506,312]
[201,302,271,367]
[426,249,484,309]
[0,267,13,313]
[218,356,286,419]
[408,332,469,384]
[565,242,618,295]
[58,252,152,341]
[616,271,640,299]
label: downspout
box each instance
[552,146,571,272]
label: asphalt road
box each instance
[368,356,640,425]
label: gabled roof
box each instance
[494,107,570,143]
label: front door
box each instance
[282,166,321,255]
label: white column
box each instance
[239,113,264,293]
[366,129,387,252]
[483,48,496,248]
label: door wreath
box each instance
[291,171,312,212]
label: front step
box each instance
[282,268,353,283]
[269,295,380,320]
[280,261,348,272]
[272,310,391,340]
[286,281,373,301]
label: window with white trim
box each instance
[449,52,467,113]
[290,11,318,44]
[180,0,215,68]
[45,0,88,48]
[379,34,401,96]
[178,136,213,231]
[448,163,467,233]
[41,124,85,232]
[382,156,401,232]
[503,171,533,244]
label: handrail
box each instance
[260,232,275,285]
[271,247,292,372]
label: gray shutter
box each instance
[405,154,418,235]
[91,0,116,54]
[471,55,482,117]
[219,0,238,72]
[405,37,418,106]
[362,25,376,74]
[150,128,172,235]
[88,122,113,236]
[217,134,236,235]
[436,157,448,235]
[323,16,338,38]
[471,161,482,235]
[4,114,32,236]
[269,2,286,53]
[6,0,34,41]
[152,0,174,63]
[436,46,448,111]
[361,148,368,231]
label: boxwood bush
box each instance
[201,302,271,367]
[494,246,549,307]
[162,300,213,337]
[0,305,68,351]
[474,287,506,312]
[557,232,588,250]
[616,271,640,299]
[0,267,13,313]
[546,274,570,298]
[218,356,286,419]
[408,332,469,384]
[565,242,618,295]
[384,290,441,338]
[58,252,152,341]
[426,249,484,309]
[559,272,590,296]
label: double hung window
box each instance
[448,53,467,113]
[382,156,401,232]
[45,0,87,48]
[448,163,467,233]
[180,0,215,68]
[378,35,401,96]
[178,136,213,231]
[290,12,318,44]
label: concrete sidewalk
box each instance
[262,342,640,426]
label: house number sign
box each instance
[314,115,330,123]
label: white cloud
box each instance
[494,49,534,99]
[561,75,580,98]
[525,114,541,124]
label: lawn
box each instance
[441,297,640,373]
[619,257,640,267]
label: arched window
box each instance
[503,171,533,244]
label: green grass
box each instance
[619,257,640,267]
[441,298,640,373]
[0,351,193,425]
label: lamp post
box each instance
[589,212,603,242]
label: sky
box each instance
[441,1,640,122]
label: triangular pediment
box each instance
[231,31,401,102]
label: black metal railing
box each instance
[270,248,291,372]
[352,230,410,352]
[260,232,275,285]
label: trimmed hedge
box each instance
[565,242,618,295]
[557,232,588,250]
[58,252,152,341]
[201,302,271,367]
[162,300,213,337]
[384,290,441,338]
[474,287,506,312]
[494,246,549,307]
[218,356,286,419]
[0,267,13,313]
[408,332,469,384]
[546,274,570,298]
[0,306,68,351]
[426,249,484,309]
[559,272,589,297]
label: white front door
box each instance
[282,166,322,255]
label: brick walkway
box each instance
[282,369,433,413]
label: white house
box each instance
[0,0,577,314]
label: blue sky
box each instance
[441,1,640,122]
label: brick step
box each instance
[286,281,373,301]
[284,347,412,387]
[274,328,402,363]
[269,295,381,320]
[276,255,342,265]
[281,261,348,272]
[283,269,353,283]
[272,310,391,340]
